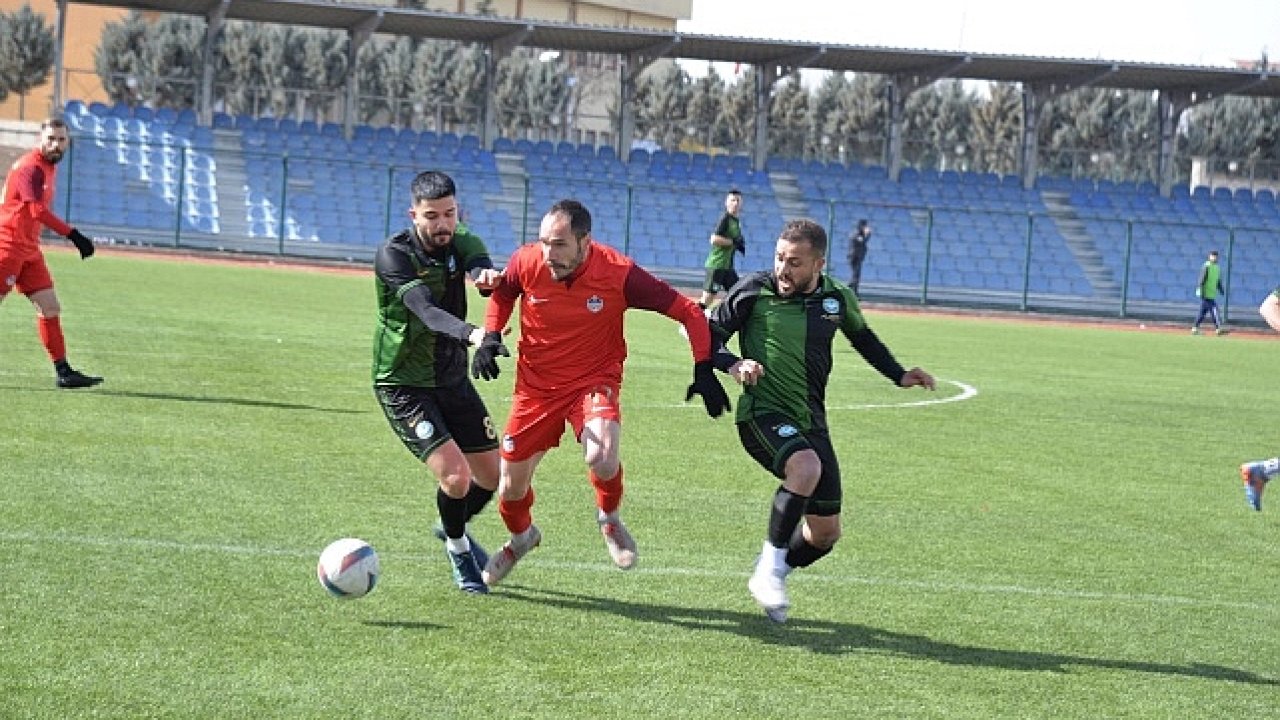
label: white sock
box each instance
[758,540,790,576]
[1262,458,1280,479]
[445,536,471,555]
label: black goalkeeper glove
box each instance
[67,228,95,259]
[684,360,731,418]
[471,331,510,381]
[733,237,745,255]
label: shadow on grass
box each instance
[363,620,447,632]
[498,585,1276,686]
[0,385,363,414]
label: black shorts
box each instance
[737,412,842,516]
[703,268,740,294]
[375,382,499,460]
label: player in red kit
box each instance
[470,199,731,585]
[0,117,102,388]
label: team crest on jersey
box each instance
[586,295,604,313]
[822,297,840,314]
[447,255,457,273]
[3,274,14,288]
[414,420,435,439]
[775,424,798,438]
[502,435,515,453]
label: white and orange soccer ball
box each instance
[317,538,380,599]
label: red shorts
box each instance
[500,382,622,462]
[0,248,53,298]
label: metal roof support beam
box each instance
[198,0,230,126]
[885,58,971,181]
[52,0,68,113]
[618,38,678,163]
[482,25,532,151]
[751,63,782,172]
[1157,89,1193,197]
[343,11,383,139]
[1018,68,1118,189]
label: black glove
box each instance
[67,228,94,259]
[471,331,509,381]
[684,360,731,418]
[733,237,745,255]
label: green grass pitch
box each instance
[1,249,1276,718]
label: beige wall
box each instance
[423,0,689,29]
[0,0,125,120]
[0,0,689,121]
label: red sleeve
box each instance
[623,264,711,362]
[484,256,523,333]
[13,164,72,236]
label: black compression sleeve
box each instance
[849,327,907,385]
[403,284,475,342]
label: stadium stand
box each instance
[56,100,1280,319]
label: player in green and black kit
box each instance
[708,218,935,623]
[373,170,510,594]
[698,189,745,310]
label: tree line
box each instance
[3,3,1278,184]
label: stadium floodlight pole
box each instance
[52,0,67,113]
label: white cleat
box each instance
[748,566,790,623]
[598,514,638,569]
[481,525,541,586]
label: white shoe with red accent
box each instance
[598,513,638,569]
[481,525,541,586]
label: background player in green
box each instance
[1191,249,1226,335]
[708,218,935,623]
[698,189,745,310]
[372,170,509,594]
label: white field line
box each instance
[3,529,1272,613]
[641,378,978,411]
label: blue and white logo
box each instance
[822,297,840,315]
[586,295,605,313]
[777,424,798,438]
[414,420,435,439]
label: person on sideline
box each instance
[1191,249,1226,335]
[698,189,745,310]
[372,170,505,594]
[0,117,102,388]
[846,218,871,295]
[708,218,935,623]
[471,199,731,586]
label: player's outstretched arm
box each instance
[470,331,509,381]
[67,228,95,259]
[685,360,731,418]
[899,367,936,390]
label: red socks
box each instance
[589,466,624,515]
[37,315,66,362]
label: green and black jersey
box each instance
[372,226,493,388]
[709,271,906,432]
[704,212,742,270]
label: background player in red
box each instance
[0,117,102,389]
[470,199,731,585]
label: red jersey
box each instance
[486,240,711,394]
[0,148,72,257]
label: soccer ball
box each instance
[317,538,380,599]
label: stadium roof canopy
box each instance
[61,0,1280,192]
[68,0,1280,99]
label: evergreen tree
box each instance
[686,67,726,152]
[444,43,485,132]
[768,69,808,158]
[806,72,848,161]
[834,73,886,166]
[970,82,1022,175]
[492,50,532,137]
[410,39,456,132]
[0,4,54,118]
[719,66,757,154]
[0,13,15,104]
[635,60,689,149]
[145,14,204,109]
[95,11,148,106]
